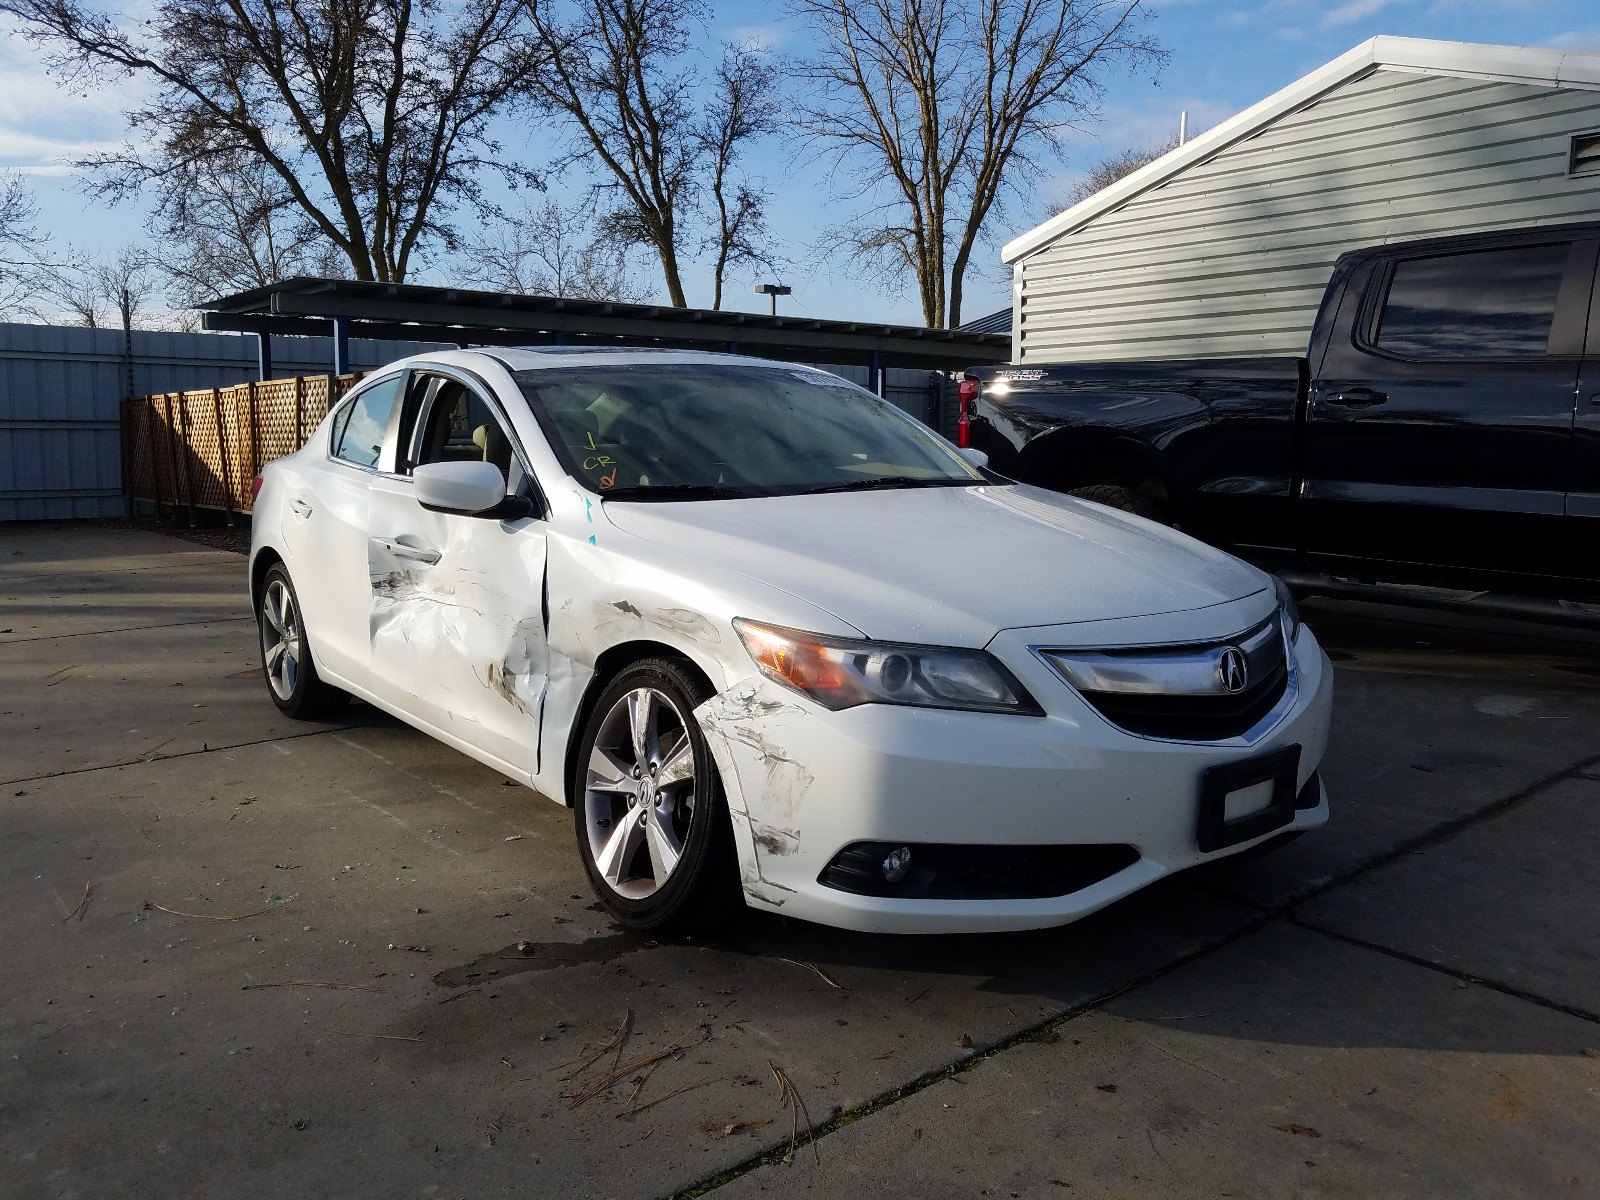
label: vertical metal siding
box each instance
[1016,70,1600,363]
[0,324,447,521]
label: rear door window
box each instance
[331,375,404,468]
[1375,242,1571,358]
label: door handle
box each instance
[371,536,441,565]
[1325,388,1388,407]
[290,496,313,517]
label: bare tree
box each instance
[464,197,648,301]
[1,0,543,283]
[697,46,781,309]
[0,171,45,312]
[29,245,162,329]
[150,154,347,305]
[519,0,779,308]
[1060,134,1176,209]
[793,0,1162,327]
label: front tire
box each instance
[1067,483,1165,522]
[258,564,349,720]
[572,658,738,936]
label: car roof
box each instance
[480,346,803,372]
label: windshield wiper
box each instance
[791,476,978,497]
[601,483,752,501]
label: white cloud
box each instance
[0,129,124,164]
[721,21,792,52]
[1320,0,1408,29]
[0,18,143,171]
[1543,28,1600,51]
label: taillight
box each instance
[957,378,979,448]
[251,475,264,501]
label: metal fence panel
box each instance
[2,325,958,521]
[0,322,446,521]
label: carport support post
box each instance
[332,316,350,377]
[256,333,272,382]
[868,350,884,397]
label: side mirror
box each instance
[414,461,508,515]
[957,447,989,470]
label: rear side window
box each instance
[1375,242,1570,358]
[331,376,404,468]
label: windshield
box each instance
[513,362,983,499]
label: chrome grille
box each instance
[1038,615,1293,743]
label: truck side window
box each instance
[1374,242,1570,359]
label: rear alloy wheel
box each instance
[574,658,737,935]
[258,564,349,719]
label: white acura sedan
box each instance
[251,348,1331,935]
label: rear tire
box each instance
[258,564,350,720]
[1067,483,1164,523]
[572,657,739,937]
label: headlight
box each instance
[733,619,1041,715]
[1272,576,1301,641]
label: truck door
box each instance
[1301,234,1593,586]
[1572,246,1600,587]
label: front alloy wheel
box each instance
[574,658,736,934]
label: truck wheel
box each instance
[1068,484,1164,523]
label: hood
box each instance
[601,484,1269,647]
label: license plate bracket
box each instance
[1197,745,1301,853]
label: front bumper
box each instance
[696,618,1333,934]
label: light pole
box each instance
[754,282,792,316]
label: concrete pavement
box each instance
[2,524,1597,1199]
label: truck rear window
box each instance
[1375,242,1569,359]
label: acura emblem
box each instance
[1217,646,1249,694]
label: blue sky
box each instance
[3,0,1598,326]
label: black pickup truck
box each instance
[962,222,1600,604]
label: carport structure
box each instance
[198,277,1012,388]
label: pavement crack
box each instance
[0,615,253,646]
[1210,750,1600,918]
[1,724,359,785]
[667,907,1282,1199]
[672,751,1600,1197]
[1288,916,1600,1026]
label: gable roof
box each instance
[1003,36,1600,266]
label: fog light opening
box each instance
[882,845,913,884]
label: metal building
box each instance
[1003,37,1600,363]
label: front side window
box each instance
[1375,242,1571,358]
[331,375,404,468]
[412,376,529,494]
[513,363,982,499]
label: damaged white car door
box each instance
[291,371,408,681]
[365,367,550,777]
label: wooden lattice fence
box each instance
[121,373,364,520]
